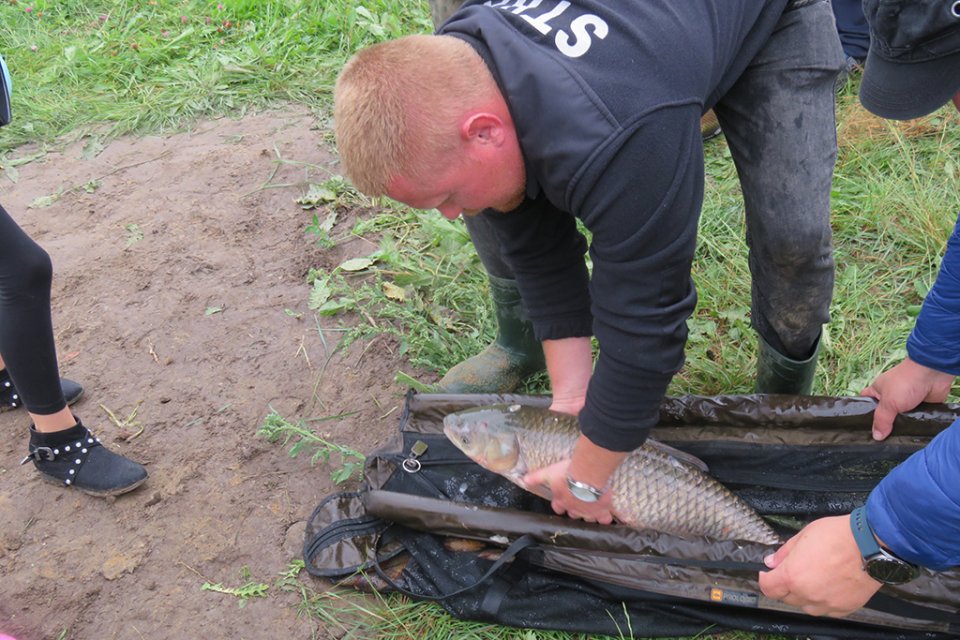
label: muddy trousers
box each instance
[457,0,842,365]
[0,203,67,415]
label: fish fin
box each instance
[644,438,710,473]
[527,482,554,503]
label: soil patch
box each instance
[0,108,424,639]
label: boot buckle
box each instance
[20,446,56,465]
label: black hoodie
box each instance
[440,0,790,451]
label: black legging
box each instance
[0,203,66,415]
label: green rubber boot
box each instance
[755,334,820,395]
[436,275,546,394]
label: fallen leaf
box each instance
[382,281,405,302]
[29,193,60,209]
[339,257,374,272]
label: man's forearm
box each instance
[568,433,629,490]
[543,336,593,413]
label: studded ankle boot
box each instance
[0,368,85,411]
[21,420,148,497]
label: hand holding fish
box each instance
[542,337,591,417]
[522,457,617,525]
[535,337,619,522]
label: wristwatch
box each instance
[566,474,605,503]
[849,506,920,585]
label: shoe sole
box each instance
[39,472,147,498]
[702,127,723,141]
[66,387,85,406]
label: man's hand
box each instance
[522,434,628,524]
[522,459,616,524]
[758,515,882,617]
[861,357,954,440]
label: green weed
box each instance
[201,566,270,608]
[282,576,757,640]
[257,410,365,485]
[301,204,497,379]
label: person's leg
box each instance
[427,0,465,28]
[437,219,546,392]
[0,203,147,496]
[831,0,870,91]
[713,0,843,394]
[0,207,71,416]
[830,0,870,62]
[0,353,77,431]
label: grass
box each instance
[4,1,960,639]
[0,0,431,153]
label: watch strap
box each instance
[850,506,882,558]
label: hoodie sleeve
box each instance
[480,196,594,343]
[488,105,704,452]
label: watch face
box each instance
[568,484,600,503]
[866,556,920,585]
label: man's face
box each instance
[386,144,525,220]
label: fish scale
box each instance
[443,403,780,545]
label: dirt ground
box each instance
[0,108,424,639]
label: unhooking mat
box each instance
[304,392,960,639]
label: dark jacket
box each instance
[440,0,788,450]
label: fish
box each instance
[442,403,780,545]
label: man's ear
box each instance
[461,112,505,147]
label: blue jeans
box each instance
[831,0,870,61]
[465,0,844,360]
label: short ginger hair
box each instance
[334,34,495,196]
